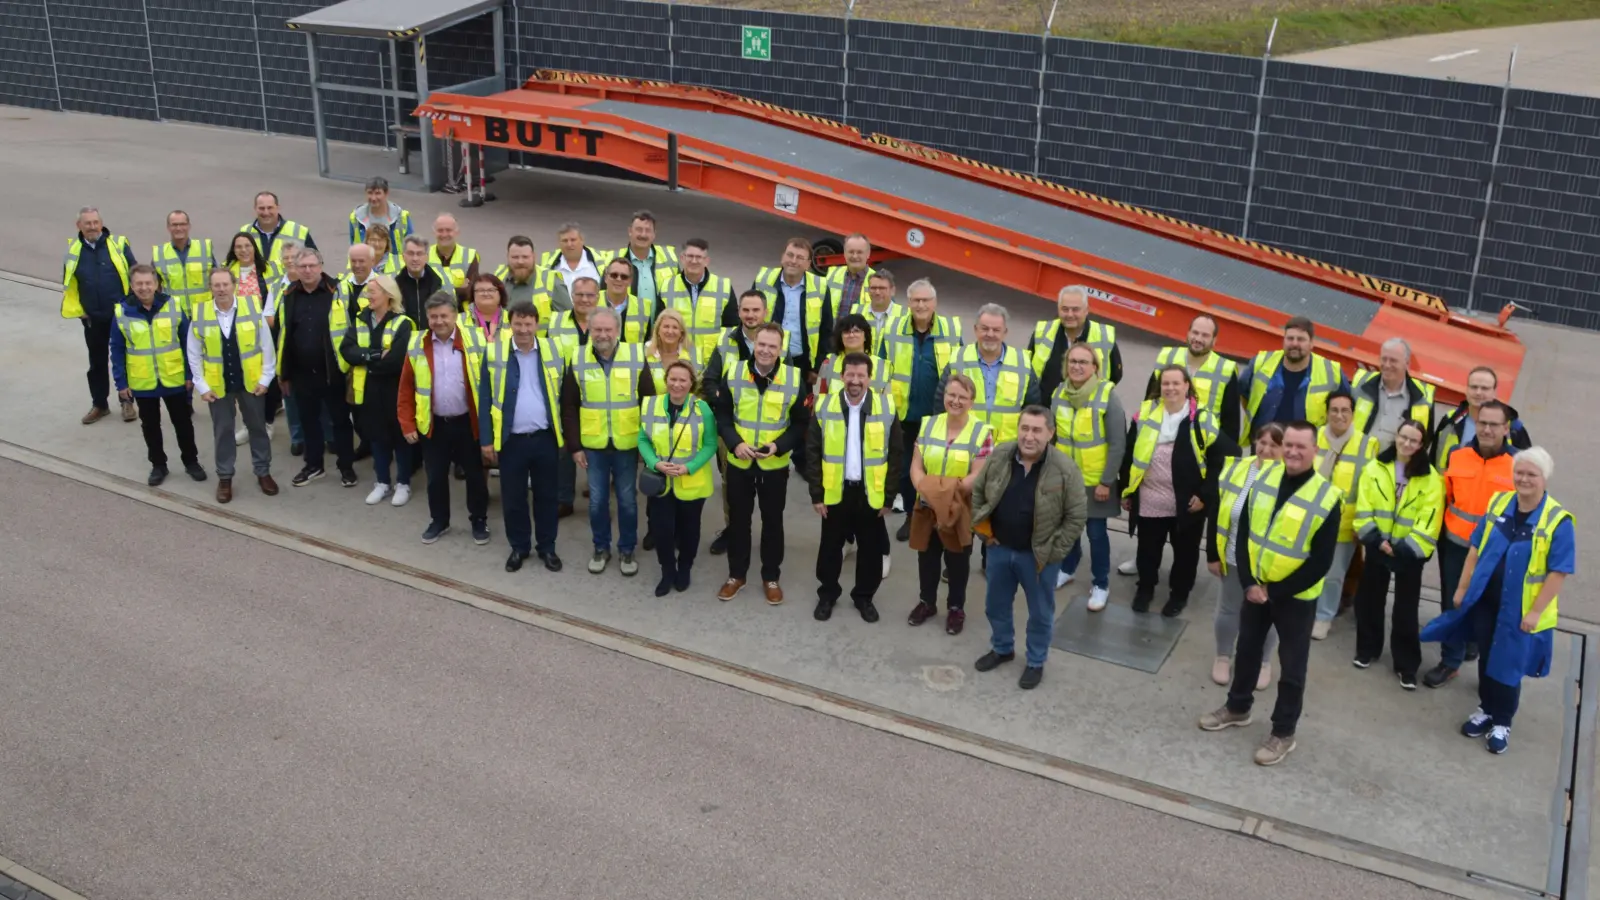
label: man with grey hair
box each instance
[544,222,605,296]
[938,302,1038,445]
[278,246,358,487]
[1351,336,1435,452]
[64,206,140,424]
[1027,284,1122,399]
[882,277,963,537]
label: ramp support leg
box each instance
[667,133,681,192]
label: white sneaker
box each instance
[1117,559,1138,576]
[265,422,274,440]
[892,494,905,513]
[1055,570,1074,590]
[365,482,391,505]
[235,425,249,446]
[488,467,499,479]
[391,484,412,507]
[843,540,856,559]
[881,554,892,579]
[1311,620,1332,641]
[1087,586,1109,611]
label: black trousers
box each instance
[816,483,887,604]
[897,418,921,511]
[1353,550,1425,676]
[293,375,355,473]
[1227,588,1317,738]
[919,541,972,610]
[649,495,705,577]
[499,430,559,556]
[135,394,199,468]
[84,317,113,410]
[1134,514,1203,601]
[725,463,788,582]
[423,414,488,528]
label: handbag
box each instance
[638,404,690,498]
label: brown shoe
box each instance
[557,503,574,518]
[258,474,280,496]
[907,601,937,626]
[81,406,109,425]
[120,400,138,422]
[216,478,233,504]
[716,578,745,602]
[764,581,784,605]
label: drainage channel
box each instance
[1542,632,1597,898]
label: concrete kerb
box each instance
[0,437,1513,900]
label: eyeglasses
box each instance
[607,272,632,281]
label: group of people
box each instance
[64,182,1573,766]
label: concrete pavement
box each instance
[1289,20,1600,95]
[0,105,1593,896]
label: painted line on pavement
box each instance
[1430,49,1481,62]
[0,440,1522,900]
[0,854,89,900]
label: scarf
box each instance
[1061,373,1102,408]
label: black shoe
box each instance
[291,465,325,487]
[673,569,691,592]
[655,576,673,597]
[538,551,563,572]
[709,530,728,555]
[353,442,372,462]
[1019,666,1044,690]
[339,467,358,487]
[642,529,656,552]
[184,462,208,482]
[1131,592,1153,614]
[1160,596,1187,618]
[290,442,304,457]
[506,550,529,572]
[147,465,169,486]
[856,600,880,623]
[557,503,574,519]
[1352,656,1373,669]
[453,462,466,481]
[814,597,835,621]
[1422,663,1458,689]
[975,651,1015,672]
[1398,671,1418,691]
[895,518,911,542]
[421,522,450,544]
[471,521,491,545]
[1464,643,1480,662]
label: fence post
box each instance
[840,0,857,125]
[251,0,271,133]
[40,0,64,111]
[137,0,162,119]
[1467,47,1517,313]
[1030,0,1059,176]
[667,0,676,84]
[1239,18,1277,240]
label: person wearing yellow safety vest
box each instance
[1431,365,1532,470]
[600,257,665,345]
[547,276,602,520]
[857,269,904,339]
[558,307,656,578]
[884,278,963,540]
[223,231,287,446]
[400,293,494,546]
[907,373,994,635]
[429,213,480,304]
[337,243,380,310]
[640,359,718,597]
[804,351,904,623]
[1120,365,1230,618]
[479,302,567,574]
[64,206,139,424]
[461,274,509,413]
[1028,284,1123,400]
[151,210,215,319]
[339,275,415,508]
[1239,315,1349,433]
[659,237,734,361]
[611,209,677,305]
[1351,337,1436,453]
[496,236,562,332]
[111,265,205,487]
[818,312,892,396]
[1309,390,1380,641]
[823,233,875,316]
[362,222,404,275]
[1205,423,1286,691]
[754,237,836,378]
[543,222,608,299]
[187,268,278,502]
[699,289,781,557]
[1422,448,1574,755]
[347,176,413,245]
[241,190,315,265]
[940,303,1038,445]
[638,309,702,556]
[1049,343,1126,610]
[711,323,810,604]
[276,247,358,488]
[1199,421,1342,767]
[1352,419,1443,688]
[1146,314,1241,443]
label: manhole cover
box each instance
[920,664,965,692]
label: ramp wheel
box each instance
[811,237,843,275]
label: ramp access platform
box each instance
[415,70,1525,403]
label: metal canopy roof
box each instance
[286,0,501,39]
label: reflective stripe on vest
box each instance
[61,235,132,319]
[429,245,479,289]
[755,268,828,363]
[193,295,266,399]
[640,395,713,500]
[151,240,214,316]
[575,343,645,450]
[548,311,587,360]
[239,220,310,262]
[725,358,801,470]
[1030,319,1116,379]
[947,344,1028,442]
[1317,428,1378,541]
[350,315,407,405]
[660,270,732,361]
[485,333,565,450]
[1442,445,1517,545]
[494,265,556,333]
[817,390,895,508]
[884,314,962,419]
[115,298,186,391]
[1245,463,1341,599]
[824,264,874,315]
[1353,460,1444,560]
[1351,371,1435,437]
[1051,381,1113,485]
[1478,491,1571,633]
[1154,346,1236,422]
[459,310,508,412]
[645,343,704,393]
[1123,401,1218,497]
[1214,456,1261,574]
[1247,351,1341,427]
[917,413,990,480]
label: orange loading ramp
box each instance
[415,70,1525,404]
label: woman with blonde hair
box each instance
[339,274,415,507]
[644,308,702,392]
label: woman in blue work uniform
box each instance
[1421,447,1575,754]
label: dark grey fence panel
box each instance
[516,0,670,82]
[673,5,845,121]
[0,0,59,111]
[429,15,501,90]
[1249,62,1500,303]
[148,0,266,132]
[47,0,158,120]
[1039,38,1259,234]
[253,1,386,144]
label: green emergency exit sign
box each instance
[742,26,772,61]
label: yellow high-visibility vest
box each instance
[817,389,895,508]
[724,357,802,470]
[494,264,557,333]
[946,344,1029,442]
[1246,350,1342,427]
[644,343,705,393]
[115,298,186,391]
[1153,346,1236,424]
[1317,427,1380,541]
[1245,462,1341,599]
[349,313,407,405]
[917,413,991,480]
[60,234,131,319]
[1351,370,1435,437]
[883,314,963,419]
[1354,459,1444,561]
[659,269,733,361]
[754,268,829,364]
[818,353,890,395]
[641,395,714,500]
[429,244,480,290]
[1123,400,1219,497]
[574,342,645,451]
[823,264,875,315]
[482,332,565,450]
[192,295,267,399]
[1214,456,1261,575]
[151,239,214,318]
[1030,319,1117,380]
[1479,491,1571,632]
[1051,381,1114,485]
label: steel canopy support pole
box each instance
[305,31,329,177]
[41,0,64,111]
[841,0,857,125]
[667,133,681,192]
[389,39,404,140]
[137,0,162,119]
[251,0,270,132]
[1031,0,1059,177]
[415,36,435,190]
[1468,46,1518,313]
[1239,18,1277,239]
[492,7,505,82]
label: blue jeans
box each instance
[586,447,639,554]
[1437,539,1470,669]
[283,394,333,445]
[371,436,412,487]
[984,543,1061,667]
[1062,518,1110,589]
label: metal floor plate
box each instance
[1052,597,1187,673]
[589,100,1381,336]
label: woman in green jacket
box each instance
[1352,418,1445,688]
[639,359,719,596]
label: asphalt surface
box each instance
[0,458,1450,900]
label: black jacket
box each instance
[803,389,904,507]
[1118,411,1237,525]
[1143,362,1243,443]
[339,308,413,437]
[1029,316,1124,399]
[1234,467,1342,601]
[710,359,811,458]
[396,265,446,323]
[278,273,344,385]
